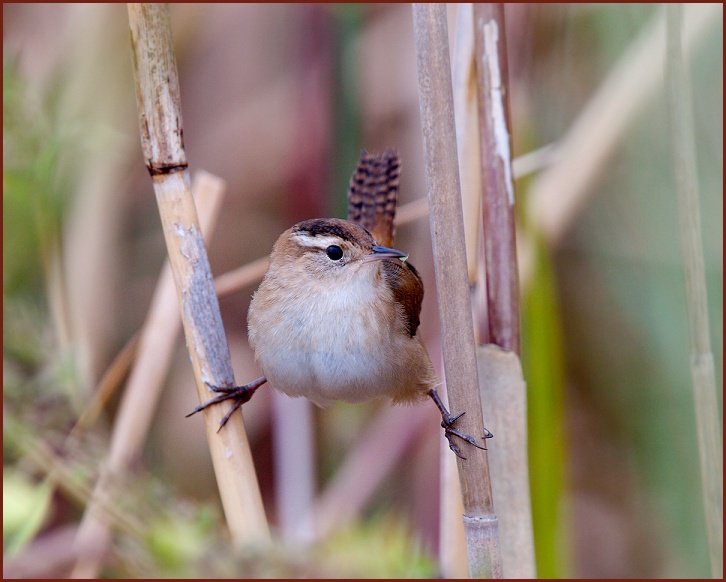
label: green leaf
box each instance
[521,237,569,578]
[3,472,54,557]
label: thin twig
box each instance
[69,333,139,436]
[666,5,723,578]
[412,4,503,577]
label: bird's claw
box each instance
[428,389,493,459]
[186,377,266,431]
[442,410,465,426]
[440,410,492,459]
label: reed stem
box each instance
[126,3,268,546]
[413,4,503,577]
[666,5,723,577]
[470,4,535,577]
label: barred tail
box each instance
[347,148,400,248]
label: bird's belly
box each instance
[264,345,392,406]
[251,299,404,406]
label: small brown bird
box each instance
[189,149,491,458]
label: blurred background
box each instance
[3,3,722,578]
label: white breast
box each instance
[248,268,406,406]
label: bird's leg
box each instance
[428,388,493,459]
[186,376,267,432]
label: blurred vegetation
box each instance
[3,3,722,578]
[3,60,69,299]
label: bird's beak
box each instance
[364,245,409,263]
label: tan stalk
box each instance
[412,4,503,577]
[442,5,483,576]
[126,2,268,546]
[472,3,518,353]
[471,4,536,579]
[70,172,227,578]
[475,345,534,578]
[452,3,483,285]
[666,5,723,578]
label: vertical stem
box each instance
[469,5,535,577]
[666,4,723,578]
[127,3,268,545]
[473,3,519,354]
[412,4,503,578]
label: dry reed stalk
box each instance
[440,446,471,578]
[413,4,503,577]
[475,344,534,578]
[452,3,483,285]
[444,6,484,576]
[214,256,270,298]
[69,172,227,578]
[665,5,723,578]
[126,2,268,546]
[472,3,518,353]
[457,4,534,578]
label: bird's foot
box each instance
[186,376,267,431]
[440,411,493,459]
[428,389,493,459]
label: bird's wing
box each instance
[381,259,424,337]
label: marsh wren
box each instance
[188,149,491,458]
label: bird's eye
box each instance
[326,245,344,261]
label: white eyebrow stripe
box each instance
[292,233,341,249]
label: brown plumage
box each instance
[188,149,492,458]
[348,149,423,339]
